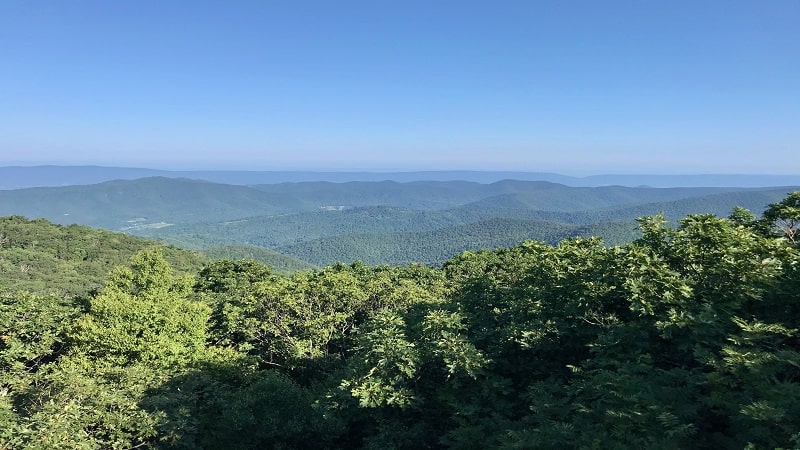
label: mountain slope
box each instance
[1,177,789,233]
[253,179,744,211]
[139,187,795,266]
[0,216,205,296]
[2,177,796,268]
[275,218,640,266]
[449,187,799,224]
[0,177,318,229]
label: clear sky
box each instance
[1,1,798,174]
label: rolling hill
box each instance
[0,216,205,296]
[0,177,318,229]
[136,186,797,266]
[1,176,797,267]
[1,175,780,231]
[275,218,640,266]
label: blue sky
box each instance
[1,1,798,174]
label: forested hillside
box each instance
[0,177,752,230]
[1,193,799,448]
[0,177,312,229]
[1,177,796,267]
[276,218,640,266]
[139,185,796,266]
[0,216,204,296]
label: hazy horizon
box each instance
[2,1,798,174]
[2,163,799,181]
[2,161,800,178]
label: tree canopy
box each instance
[1,191,799,448]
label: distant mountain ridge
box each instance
[1,165,798,189]
[2,177,789,232]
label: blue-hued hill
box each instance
[1,165,798,189]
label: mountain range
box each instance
[1,168,796,267]
[1,165,798,189]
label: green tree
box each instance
[8,249,209,449]
[761,191,800,244]
[0,292,80,446]
[71,248,208,368]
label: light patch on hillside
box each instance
[121,222,173,231]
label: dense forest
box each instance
[1,192,799,448]
[0,216,205,296]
